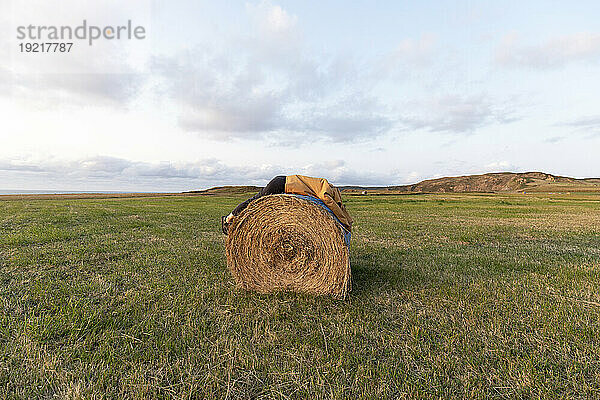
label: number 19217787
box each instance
[19,42,73,52]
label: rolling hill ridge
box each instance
[190,172,600,195]
[384,172,600,193]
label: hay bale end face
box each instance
[225,194,351,297]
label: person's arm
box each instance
[222,175,286,234]
[227,193,261,222]
[229,175,286,219]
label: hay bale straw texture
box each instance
[226,194,351,298]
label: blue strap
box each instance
[290,194,351,246]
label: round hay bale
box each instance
[225,194,351,297]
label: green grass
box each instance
[1,193,600,399]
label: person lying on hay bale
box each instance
[221,175,353,235]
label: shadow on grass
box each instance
[349,248,428,298]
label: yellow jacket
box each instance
[285,175,353,232]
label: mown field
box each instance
[1,193,599,399]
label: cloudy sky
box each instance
[1,0,600,191]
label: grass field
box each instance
[1,193,600,399]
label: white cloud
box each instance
[391,34,437,67]
[374,34,439,81]
[248,1,298,35]
[544,136,565,144]
[0,0,150,105]
[496,32,600,68]
[3,71,144,106]
[151,3,392,144]
[0,156,404,190]
[1,1,516,147]
[399,95,518,134]
[558,115,600,129]
[556,115,600,138]
[484,161,518,171]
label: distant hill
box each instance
[187,185,260,195]
[187,172,600,195]
[386,172,600,193]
